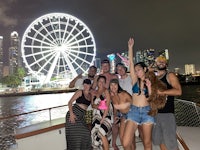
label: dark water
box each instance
[178,84,200,104]
[0,92,74,149]
[0,92,74,127]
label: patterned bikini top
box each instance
[132,82,148,95]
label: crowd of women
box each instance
[65,37,182,150]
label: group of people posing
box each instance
[65,38,182,150]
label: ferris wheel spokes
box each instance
[64,28,86,45]
[63,21,79,44]
[44,52,61,83]
[26,35,55,47]
[29,50,56,68]
[66,35,91,47]
[66,52,92,72]
[61,19,70,44]
[36,53,57,74]
[31,26,58,46]
[62,52,77,77]
[24,49,54,58]
[67,49,94,57]
[40,22,59,45]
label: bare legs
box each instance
[112,123,119,150]
[122,120,153,150]
[142,123,153,150]
[122,120,137,150]
[100,133,109,150]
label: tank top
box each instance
[76,91,91,106]
[158,72,175,113]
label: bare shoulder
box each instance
[121,91,132,98]
[75,89,82,95]
[167,72,177,77]
[113,73,118,78]
[167,72,179,80]
[167,72,180,85]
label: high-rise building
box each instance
[135,50,143,63]
[94,57,101,73]
[9,31,22,74]
[135,49,155,66]
[107,53,116,73]
[0,36,3,78]
[185,64,195,75]
[174,67,180,75]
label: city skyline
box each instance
[0,0,200,73]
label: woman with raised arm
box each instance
[122,38,154,150]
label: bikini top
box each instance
[132,82,148,95]
[76,91,91,106]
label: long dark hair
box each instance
[97,75,106,83]
[109,78,124,93]
[134,62,149,98]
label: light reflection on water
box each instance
[0,92,74,119]
[0,92,74,149]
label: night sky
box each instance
[0,0,200,73]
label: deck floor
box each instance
[109,136,160,150]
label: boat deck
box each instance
[14,117,200,150]
[6,99,200,150]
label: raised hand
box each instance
[128,37,134,50]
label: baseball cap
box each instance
[155,56,167,63]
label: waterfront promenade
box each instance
[0,88,77,97]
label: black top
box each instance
[76,91,91,106]
[158,72,175,113]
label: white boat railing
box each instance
[175,98,200,127]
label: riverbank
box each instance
[0,88,77,97]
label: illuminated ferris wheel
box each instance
[21,13,96,84]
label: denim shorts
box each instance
[127,105,155,125]
[118,111,128,119]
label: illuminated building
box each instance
[0,36,3,78]
[9,31,22,74]
[185,64,195,75]
[135,49,155,66]
[94,58,101,73]
[107,53,116,73]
